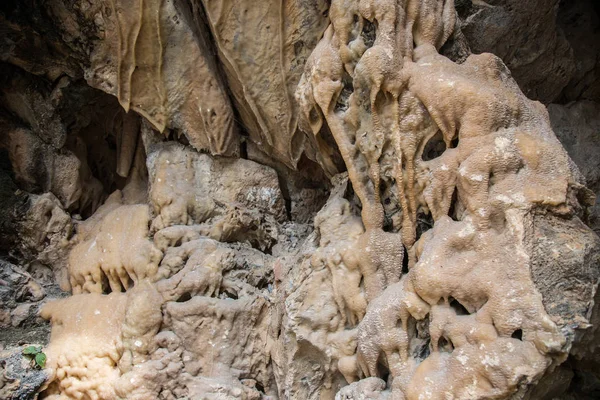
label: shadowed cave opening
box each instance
[438,336,454,353]
[422,131,447,161]
[255,380,266,394]
[56,82,151,217]
[376,359,391,384]
[416,212,434,240]
[100,270,111,295]
[448,188,460,221]
[222,288,239,300]
[164,128,191,147]
[99,269,135,295]
[402,247,410,274]
[362,19,377,48]
[0,63,153,219]
[512,329,523,341]
[176,292,192,303]
[335,72,355,112]
[449,297,470,316]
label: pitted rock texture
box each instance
[1,1,600,400]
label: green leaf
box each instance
[35,352,46,369]
[22,346,39,355]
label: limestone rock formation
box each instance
[456,0,600,105]
[1,0,600,399]
[549,100,600,234]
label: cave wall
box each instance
[1,0,600,399]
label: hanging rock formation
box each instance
[1,0,600,399]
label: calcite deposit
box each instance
[1,0,600,399]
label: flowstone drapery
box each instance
[293,0,595,398]
[2,0,600,399]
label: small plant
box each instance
[22,345,47,369]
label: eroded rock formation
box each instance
[1,0,600,399]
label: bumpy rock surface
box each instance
[1,1,600,400]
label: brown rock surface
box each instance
[549,100,600,234]
[457,0,600,104]
[198,0,329,167]
[1,1,599,399]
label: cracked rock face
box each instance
[1,0,600,399]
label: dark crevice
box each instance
[418,339,431,360]
[489,171,497,187]
[448,188,460,221]
[100,270,111,295]
[511,329,523,341]
[255,277,269,291]
[79,201,96,220]
[176,292,192,302]
[449,297,470,315]
[422,131,447,161]
[285,198,292,221]
[319,123,346,174]
[376,359,390,382]
[383,215,394,232]
[438,336,454,353]
[362,19,377,48]
[334,71,354,112]
[222,289,238,300]
[455,0,475,20]
[402,246,410,274]
[255,381,265,394]
[240,139,248,159]
[263,244,273,256]
[117,278,126,293]
[416,212,434,240]
[451,136,459,148]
